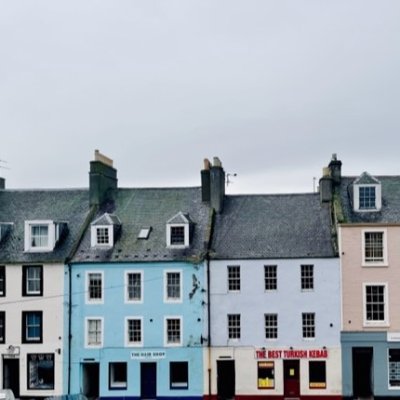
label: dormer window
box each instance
[0,223,12,243]
[24,220,66,253]
[166,212,191,248]
[91,213,121,248]
[353,172,382,212]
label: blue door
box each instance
[141,362,157,399]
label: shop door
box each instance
[217,359,235,400]
[3,358,19,398]
[141,362,157,399]
[352,347,373,398]
[81,362,99,399]
[284,359,300,398]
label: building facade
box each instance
[207,191,342,399]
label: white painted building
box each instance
[205,192,341,399]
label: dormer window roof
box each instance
[24,220,68,253]
[90,213,121,248]
[166,212,191,248]
[353,172,382,212]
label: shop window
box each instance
[170,362,188,389]
[258,361,275,389]
[27,353,54,389]
[389,348,400,388]
[309,360,326,389]
[109,362,127,390]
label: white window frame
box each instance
[86,271,104,304]
[90,225,114,248]
[264,313,278,340]
[302,312,316,340]
[85,317,104,348]
[125,271,143,303]
[354,183,382,212]
[362,228,388,266]
[24,220,55,252]
[228,313,241,341]
[125,316,143,347]
[164,270,183,303]
[363,282,389,327]
[166,224,189,248]
[164,316,183,347]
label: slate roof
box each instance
[0,189,90,264]
[211,193,335,259]
[72,187,211,264]
[338,175,400,224]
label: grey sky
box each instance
[1,1,400,194]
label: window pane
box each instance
[27,266,41,294]
[389,349,400,388]
[170,362,188,389]
[309,361,326,389]
[265,314,278,339]
[109,362,127,389]
[359,186,376,209]
[166,272,181,300]
[228,266,240,291]
[127,273,141,301]
[364,232,384,262]
[258,361,275,389]
[127,319,142,344]
[365,285,385,321]
[31,225,49,247]
[96,227,110,244]
[166,318,181,344]
[88,273,102,300]
[302,313,315,338]
[170,226,185,245]
[264,265,277,290]
[0,266,5,296]
[228,314,241,339]
[301,265,314,290]
[0,312,5,343]
[88,319,102,346]
[27,354,54,390]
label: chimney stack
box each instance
[210,157,225,213]
[89,150,118,206]
[0,178,4,190]
[319,167,333,203]
[201,158,211,202]
[329,153,342,185]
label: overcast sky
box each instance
[1,1,400,194]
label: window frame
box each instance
[258,361,275,389]
[228,313,241,340]
[22,265,43,297]
[24,220,55,253]
[86,271,104,304]
[90,225,114,248]
[125,317,143,347]
[301,264,314,291]
[227,265,241,292]
[27,353,55,390]
[363,283,389,327]
[264,313,278,340]
[164,316,182,347]
[125,271,143,303]
[166,224,189,248]
[354,183,382,212]
[302,312,315,339]
[0,265,5,297]
[309,360,327,389]
[109,362,128,390]
[85,317,104,348]
[164,270,183,303]
[170,361,189,390]
[0,311,5,344]
[264,265,277,291]
[22,311,43,344]
[362,229,388,266]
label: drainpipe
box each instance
[68,262,72,394]
[207,254,212,400]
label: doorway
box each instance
[3,358,19,398]
[141,362,157,399]
[352,347,373,398]
[283,359,300,398]
[217,359,235,400]
[81,362,100,399]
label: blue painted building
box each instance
[68,152,215,399]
